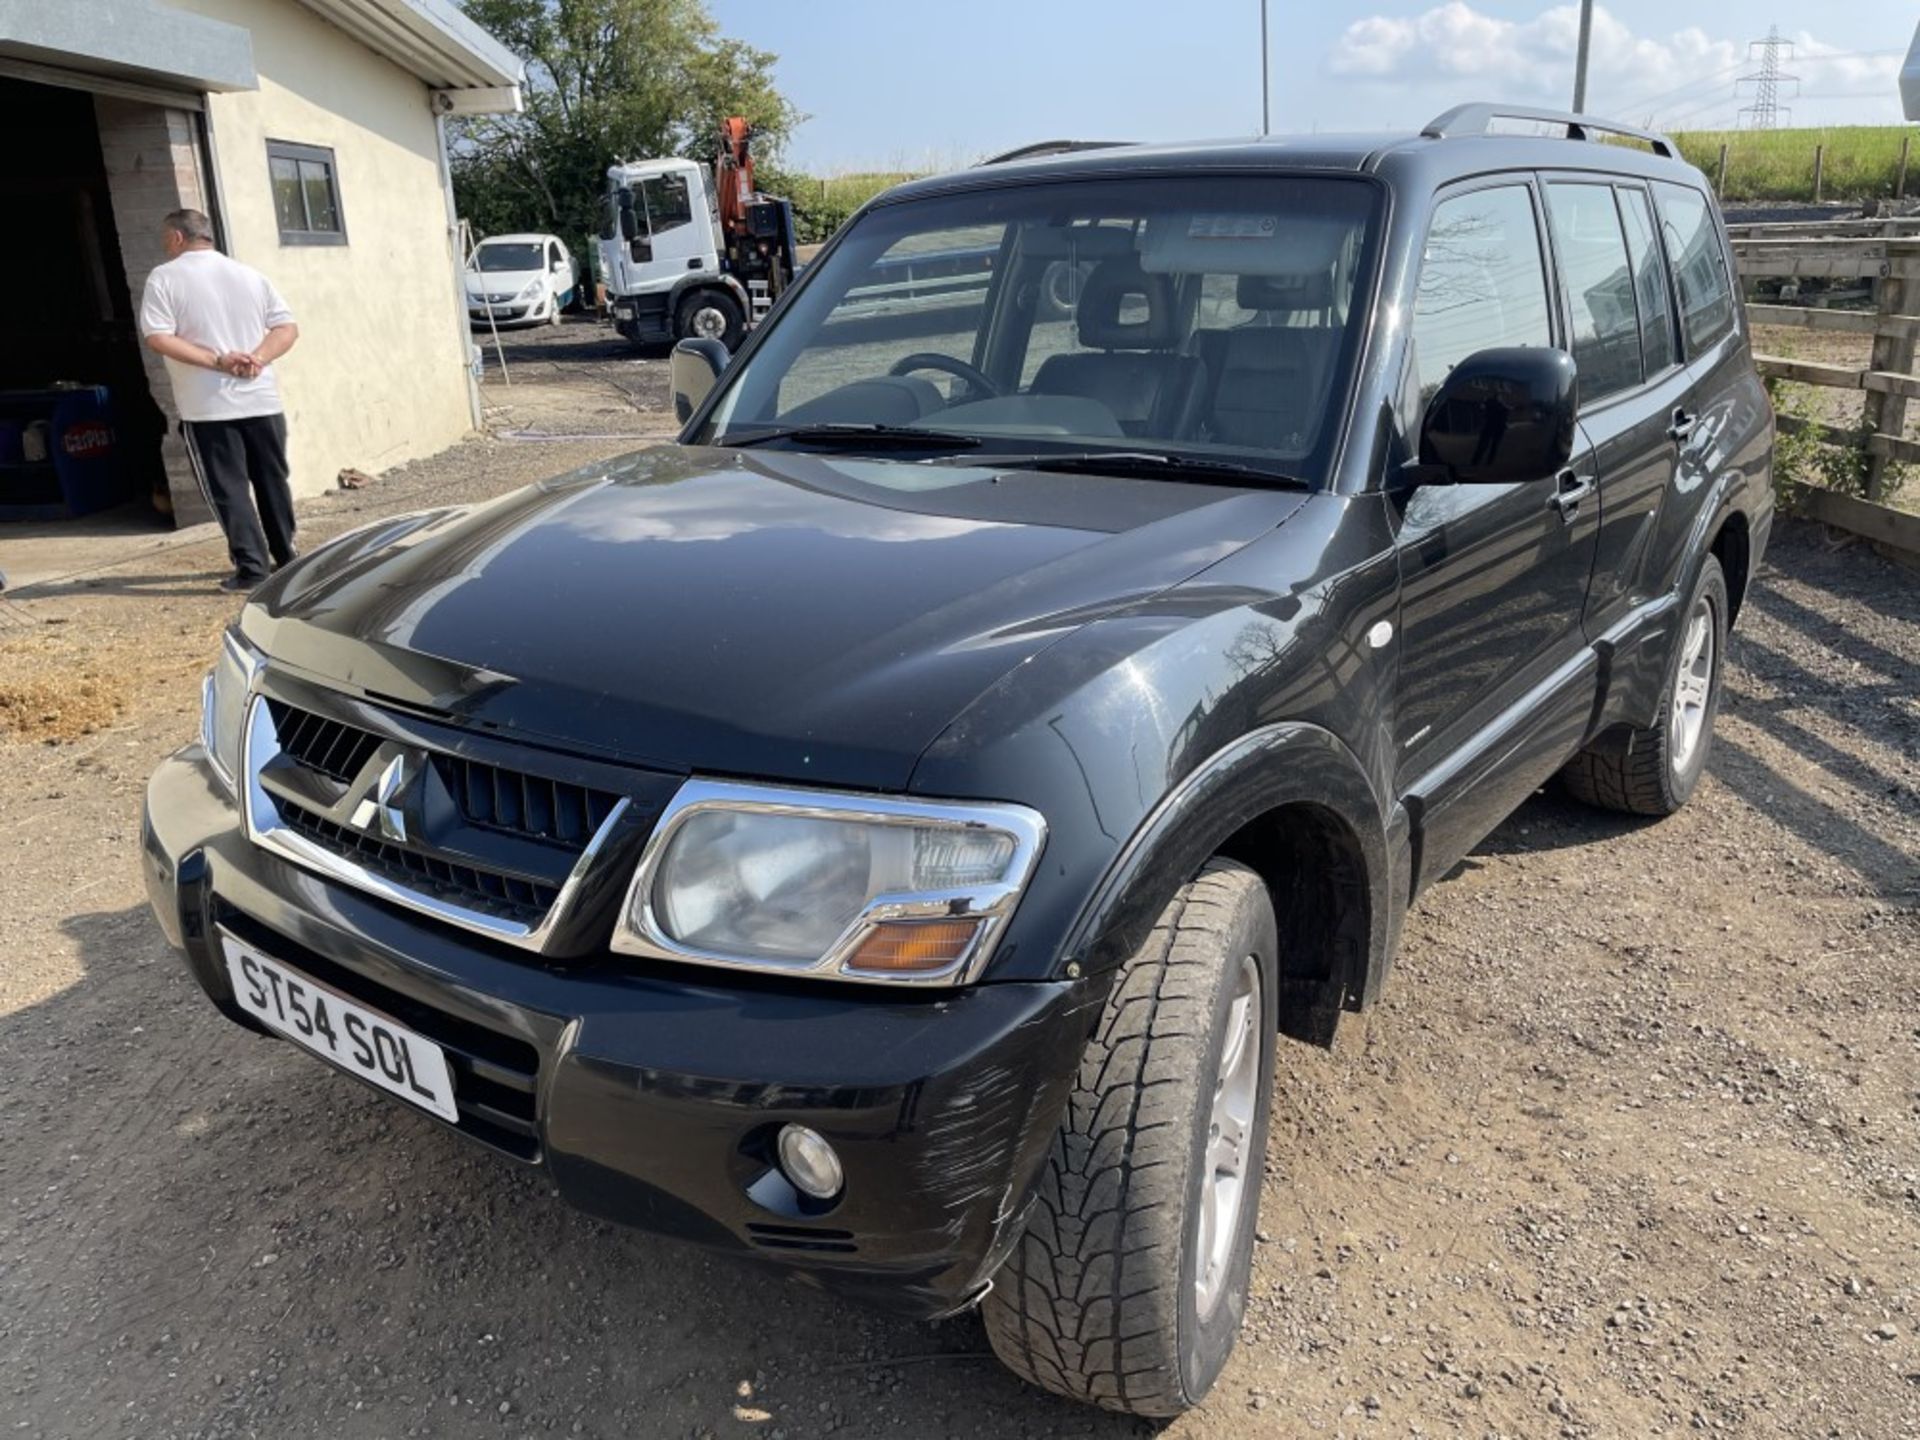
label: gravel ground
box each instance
[2,321,1917,1438]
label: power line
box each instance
[1628,47,1901,133]
[1612,56,1756,119]
[1737,25,1799,130]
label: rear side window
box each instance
[1652,182,1734,354]
[1615,187,1677,377]
[1545,183,1641,404]
[1412,185,1553,404]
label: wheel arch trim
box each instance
[670,272,750,314]
[1059,721,1398,1021]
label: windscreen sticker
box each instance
[1186,213,1281,240]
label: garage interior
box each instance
[0,76,172,534]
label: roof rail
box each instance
[976,139,1133,167]
[1421,103,1676,159]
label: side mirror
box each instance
[1418,346,1577,484]
[671,337,729,424]
[617,190,637,240]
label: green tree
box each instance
[452,0,799,261]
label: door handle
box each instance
[1550,468,1594,522]
[1667,407,1698,442]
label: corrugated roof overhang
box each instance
[0,0,257,94]
[294,0,521,90]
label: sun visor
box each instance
[1136,210,1355,276]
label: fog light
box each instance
[776,1124,844,1200]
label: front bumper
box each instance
[142,748,1097,1318]
[468,301,536,325]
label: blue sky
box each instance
[706,1,1918,172]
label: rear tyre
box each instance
[1561,554,1728,816]
[982,858,1278,1417]
[674,289,745,349]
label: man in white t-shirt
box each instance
[139,209,302,592]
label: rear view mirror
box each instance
[1419,346,1577,484]
[617,190,637,240]
[671,337,730,424]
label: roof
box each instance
[477,232,562,245]
[293,0,522,90]
[608,156,705,178]
[883,104,1700,205]
[0,0,259,94]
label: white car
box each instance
[466,233,576,328]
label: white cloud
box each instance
[1327,4,1751,121]
[1789,33,1900,96]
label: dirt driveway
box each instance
[2,322,1917,1439]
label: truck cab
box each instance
[599,153,795,350]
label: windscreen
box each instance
[696,175,1381,484]
[477,243,544,272]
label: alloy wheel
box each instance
[1669,595,1716,774]
[1193,952,1261,1319]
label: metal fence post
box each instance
[1812,144,1825,204]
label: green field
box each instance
[1670,125,1917,202]
[776,127,1920,228]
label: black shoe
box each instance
[219,573,267,593]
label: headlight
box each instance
[200,629,262,791]
[520,280,544,300]
[612,781,1044,985]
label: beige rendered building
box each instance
[0,0,522,530]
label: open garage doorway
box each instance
[0,76,171,536]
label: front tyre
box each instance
[1562,554,1729,816]
[674,289,745,349]
[983,859,1278,1417]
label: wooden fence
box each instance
[1703,134,1915,205]
[1733,223,1920,559]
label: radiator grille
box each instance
[435,755,621,847]
[266,699,381,784]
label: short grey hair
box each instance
[162,208,215,243]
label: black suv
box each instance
[143,104,1772,1415]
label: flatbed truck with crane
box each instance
[599,117,798,350]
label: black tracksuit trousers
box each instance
[182,413,295,582]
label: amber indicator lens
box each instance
[844,919,981,972]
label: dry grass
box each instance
[0,632,128,742]
[0,608,226,745]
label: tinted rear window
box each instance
[1546,183,1642,404]
[1615,187,1677,378]
[1653,182,1734,355]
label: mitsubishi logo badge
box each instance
[349,753,417,843]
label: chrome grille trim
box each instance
[240,694,630,952]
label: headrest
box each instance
[1077,259,1181,349]
[1237,271,1335,312]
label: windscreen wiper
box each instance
[718,423,983,451]
[991,450,1310,488]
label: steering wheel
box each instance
[886,352,1001,401]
